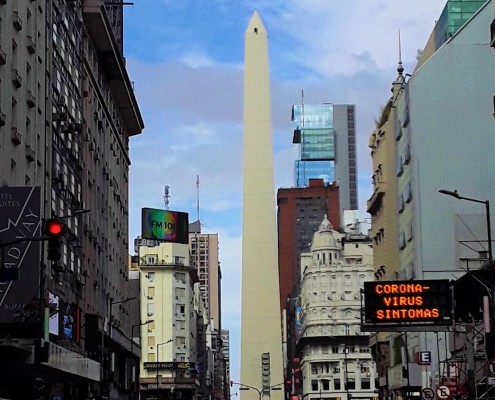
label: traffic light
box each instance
[261,352,270,389]
[45,218,64,261]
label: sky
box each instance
[123,0,448,389]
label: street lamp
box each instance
[236,382,284,400]
[156,339,173,390]
[130,320,153,399]
[438,189,492,264]
[107,297,137,383]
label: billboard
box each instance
[0,187,42,325]
[363,279,452,328]
[141,208,189,243]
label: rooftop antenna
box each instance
[397,29,404,77]
[302,89,306,186]
[163,185,170,210]
[196,175,200,222]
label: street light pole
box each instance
[438,189,493,264]
[235,382,284,400]
[439,189,494,400]
[131,320,153,398]
[107,297,136,395]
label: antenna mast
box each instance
[163,185,170,210]
[196,175,200,222]
[302,89,306,186]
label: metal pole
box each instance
[485,200,492,265]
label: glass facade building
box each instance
[292,103,358,210]
[433,0,485,50]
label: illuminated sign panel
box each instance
[141,208,189,243]
[363,280,452,325]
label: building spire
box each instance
[397,29,404,77]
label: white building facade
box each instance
[299,216,376,400]
[137,241,201,400]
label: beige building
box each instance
[138,241,200,400]
[299,215,376,400]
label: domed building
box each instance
[298,215,376,400]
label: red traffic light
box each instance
[45,218,64,235]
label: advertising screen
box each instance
[363,279,452,326]
[141,208,189,243]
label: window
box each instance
[404,143,411,164]
[334,379,341,390]
[399,231,407,250]
[176,336,186,346]
[311,380,318,391]
[361,379,371,390]
[147,303,155,316]
[147,272,155,282]
[148,336,155,346]
[148,353,155,362]
[396,155,404,176]
[322,379,330,391]
[398,194,405,213]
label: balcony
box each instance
[12,69,22,88]
[26,36,36,54]
[367,188,385,214]
[26,90,36,108]
[11,128,21,145]
[0,46,6,65]
[25,145,35,162]
[12,11,22,31]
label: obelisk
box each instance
[240,11,284,400]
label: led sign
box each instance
[141,208,189,244]
[363,279,452,325]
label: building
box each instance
[278,179,341,311]
[297,215,375,400]
[368,1,494,398]
[189,224,228,400]
[0,1,143,399]
[221,329,231,399]
[137,240,201,400]
[292,103,358,211]
[241,11,284,400]
[189,227,221,331]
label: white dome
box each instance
[311,214,340,251]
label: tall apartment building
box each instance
[189,223,228,400]
[137,241,202,400]
[368,1,494,398]
[0,1,143,399]
[292,103,358,211]
[189,227,221,330]
[298,216,375,400]
[277,179,341,310]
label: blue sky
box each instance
[123,0,447,389]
